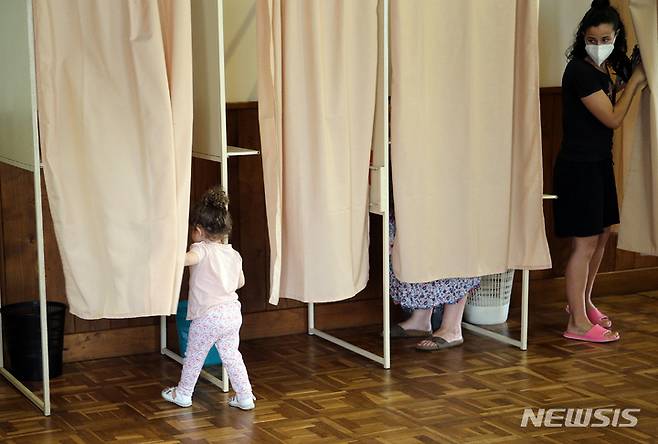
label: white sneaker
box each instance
[228,394,255,410]
[161,387,192,407]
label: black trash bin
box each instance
[1,301,67,381]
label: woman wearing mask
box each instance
[554,0,647,343]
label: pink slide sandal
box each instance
[585,306,612,326]
[563,324,619,343]
[565,305,612,327]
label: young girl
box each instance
[554,0,647,343]
[162,187,255,410]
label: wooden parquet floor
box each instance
[2,292,658,443]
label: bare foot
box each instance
[398,319,432,332]
[415,328,463,348]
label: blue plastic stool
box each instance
[176,300,222,367]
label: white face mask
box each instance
[585,38,616,66]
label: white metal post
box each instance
[160,315,167,352]
[216,0,230,393]
[381,0,391,370]
[0,0,52,416]
[303,0,391,369]
[521,269,530,350]
[217,0,229,192]
[27,0,51,416]
[308,302,315,334]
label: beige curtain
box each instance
[34,0,193,319]
[610,0,635,207]
[618,0,658,255]
[390,0,551,283]
[257,0,378,304]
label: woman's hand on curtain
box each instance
[634,64,648,91]
[582,65,646,129]
[615,77,626,93]
[632,63,647,85]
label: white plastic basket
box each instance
[464,270,514,325]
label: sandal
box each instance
[385,324,432,339]
[415,336,464,351]
[161,387,192,407]
[566,305,612,327]
[229,394,256,411]
[563,324,619,343]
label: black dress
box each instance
[553,58,620,238]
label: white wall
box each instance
[0,0,36,170]
[1,1,592,128]
[539,0,591,87]
[222,0,595,99]
[224,0,258,102]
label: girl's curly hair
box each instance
[189,186,231,238]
